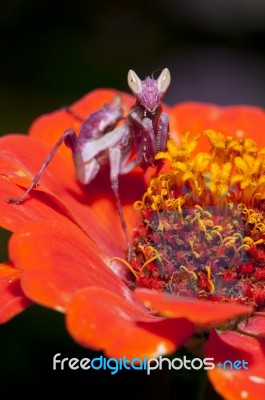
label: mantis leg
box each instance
[8,129,78,204]
[109,140,134,258]
[155,111,169,152]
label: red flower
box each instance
[0,88,265,399]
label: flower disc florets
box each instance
[131,130,265,311]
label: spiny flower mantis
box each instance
[8,68,171,256]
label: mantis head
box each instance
[127,68,171,113]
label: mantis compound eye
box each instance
[157,68,171,95]
[127,69,142,94]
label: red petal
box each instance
[69,89,134,118]
[0,262,31,323]
[135,288,252,325]
[238,316,265,338]
[0,134,145,256]
[255,311,265,317]
[9,218,128,311]
[205,330,265,400]
[66,286,194,359]
[170,102,265,151]
[80,167,146,252]
[0,152,71,232]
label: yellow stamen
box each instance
[110,257,139,279]
[180,265,197,280]
[205,266,215,294]
[188,241,200,259]
[139,255,160,275]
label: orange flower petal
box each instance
[0,134,144,256]
[69,89,134,118]
[66,286,194,359]
[0,262,31,323]
[29,89,135,163]
[238,316,265,338]
[9,218,128,311]
[0,148,72,233]
[81,167,146,251]
[205,330,265,400]
[135,288,252,325]
[170,102,265,151]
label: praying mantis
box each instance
[8,68,171,256]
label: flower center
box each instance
[130,130,265,311]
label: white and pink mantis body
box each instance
[8,68,171,256]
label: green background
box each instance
[0,1,264,398]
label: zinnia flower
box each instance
[0,88,265,400]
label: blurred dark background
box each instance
[1,0,265,138]
[0,0,264,398]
